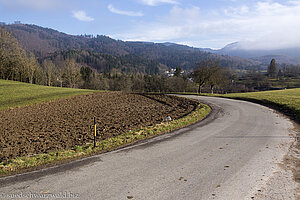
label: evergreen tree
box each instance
[174,66,182,77]
[80,66,93,88]
[268,59,278,78]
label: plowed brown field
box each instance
[0,93,198,162]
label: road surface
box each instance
[0,96,296,199]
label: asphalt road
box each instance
[0,96,295,200]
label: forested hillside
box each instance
[0,25,195,92]
[4,23,290,94]
[2,23,262,72]
[43,49,160,74]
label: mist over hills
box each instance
[1,23,263,73]
[204,42,300,65]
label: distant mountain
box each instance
[1,23,262,72]
[252,55,300,65]
[206,42,300,65]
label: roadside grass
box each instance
[0,79,96,111]
[202,89,300,121]
[168,89,300,121]
[0,102,211,175]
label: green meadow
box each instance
[0,79,95,111]
[207,88,300,121]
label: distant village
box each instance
[164,68,185,77]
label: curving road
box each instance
[0,96,296,199]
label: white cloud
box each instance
[224,5,249,16]
[72,10,94,22]
[117,1,300,50]
[138,0,179,6]
[0,0,61,10]
[108,4,143,17]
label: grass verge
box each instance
[198,89,300,122]
[167,89,300,121]
[0,102,211,176]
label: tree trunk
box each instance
[211,85,214,94]
[198,83,204,94]
[48,76,51,86]
[198,84,201,94]
[29,76,33,84]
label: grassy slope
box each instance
[218,89,300,120]
[173,89,300,120]
[173,88,300,121]
[0,79,95,111]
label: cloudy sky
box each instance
[0,0,299,49]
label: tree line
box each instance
[0,26,41,84]
[2,25,300,93]
[0,26,197,92]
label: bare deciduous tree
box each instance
[42,59,56,86]
[192,59,227,94]
[62,59,81,88]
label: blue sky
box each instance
[0,0,300,49]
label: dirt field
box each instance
[0,93,198,162]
